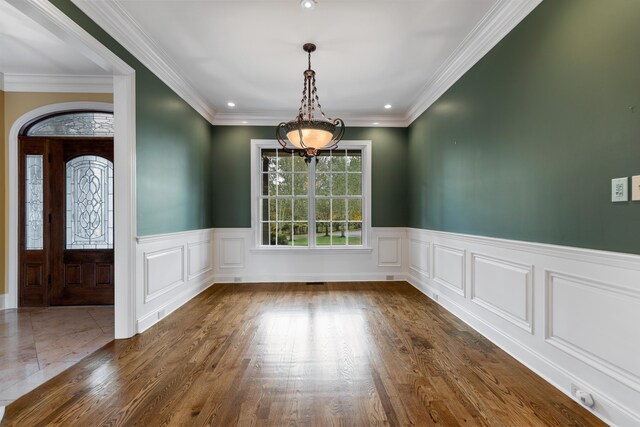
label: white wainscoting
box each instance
[471,253,533,333]
[409,238,430,278]
[433,244,466,296]
[128,225,639,425]
[212,227,407,283]
[406,228,640,427]
[135,229,214,333]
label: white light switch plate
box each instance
[632,175,640,201]
[612,177,628,202]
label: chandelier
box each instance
[276,43,345,163]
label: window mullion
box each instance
[308,158,316,248]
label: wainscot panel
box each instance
[135,229,215,333]
[409,238,430,278]
[406,228,640,427]
[433,244,466,296]
[471,253,532,333]
[212,228,407,284]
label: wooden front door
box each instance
[19,137,114,306]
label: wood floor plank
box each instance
[1,282,605,426]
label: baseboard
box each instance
[213,272,407,284]
[136,272,215,334]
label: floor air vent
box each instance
[305,282,325,285]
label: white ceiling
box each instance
[0,0,108,80]
[3,0,541,125]
[105,0,500,125]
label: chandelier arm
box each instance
[276,122,296,153]
[329,118,346,148]
[297,126,307,150]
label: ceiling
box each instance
[74,0,541,126]
[3,0,541,126]
[0,0,109,83]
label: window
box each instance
[24,111,114,137]
[253,140,371,249]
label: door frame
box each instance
[6,0,137,339]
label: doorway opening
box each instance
[18,111,114,307]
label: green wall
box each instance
[51,0,212,236]
[408,0,640,254]
[211,126,408,228]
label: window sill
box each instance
[249,246,373,255]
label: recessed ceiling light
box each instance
[241,121,248,124]
[384,104,392,109]
[227,102,236,107]
[373,122,380,125]
[300,0,316,10]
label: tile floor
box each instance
[0,306,113,407]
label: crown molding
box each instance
[2,73,112,93]
[212,112,408,128]
[72,0,216,123]
[404,0,542,124]
[71,0,540,128]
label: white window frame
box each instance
[250,139,372,251]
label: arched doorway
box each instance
[5,0,137,338]
[18,110,115,306]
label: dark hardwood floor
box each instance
[2,282,604,426]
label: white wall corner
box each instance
[0,294,6,310]
[0,72,5,91]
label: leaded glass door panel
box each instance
[49,138,114,305]
[18,138,50,306]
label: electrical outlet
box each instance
[234,276,242,282]
[386,275,394,281]
[432,293,439,302]
[571,383,595,408]
[158,308,166,319]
